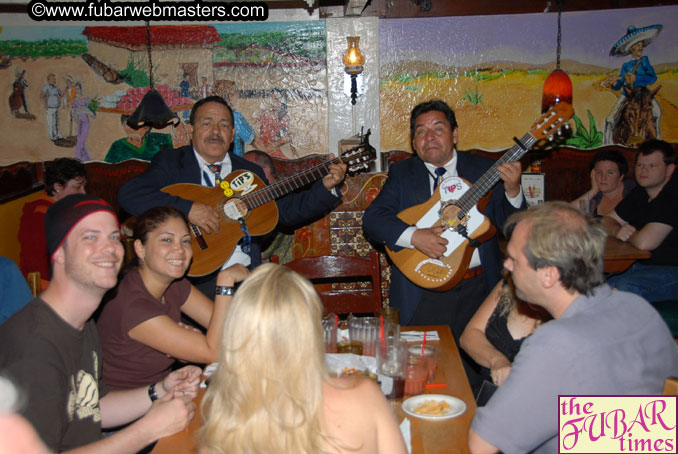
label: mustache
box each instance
[205,135,225,144]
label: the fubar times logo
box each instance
[559,396,677,453]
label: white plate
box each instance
[401,394,467,421]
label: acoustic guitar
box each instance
[162,132,376,277]
[386,102,575,291]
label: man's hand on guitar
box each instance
[323,154,348,191]
[188,202,220,234]
[411,227,448,259]
[497,161,522,198]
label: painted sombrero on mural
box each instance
[609,24,662,57]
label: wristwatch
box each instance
[148,383,158,402]
[215,285,235,296]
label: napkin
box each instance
[201,362,219,388]
[400,417,412,454]
[400,331,440,342]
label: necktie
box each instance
[207,163,222,186]
[433,167,447,190]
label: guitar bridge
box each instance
[190,224,208,250]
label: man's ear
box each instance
[52,246,65,266]
[539,266,560,289]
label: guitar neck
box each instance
[456,132,536,214]
[242,157,341,209]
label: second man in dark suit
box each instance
[363,99,524,389]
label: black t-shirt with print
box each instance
[0,297,108,452]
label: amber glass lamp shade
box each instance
[541,69,573,113]
[342,36,365,75]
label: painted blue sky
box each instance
[380,5,677,69]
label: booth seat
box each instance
[0,145,655,308]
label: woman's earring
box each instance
[139,257,145,266]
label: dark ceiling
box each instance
[2,0,677,16]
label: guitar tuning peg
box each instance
[563,123,571,130]
[548,135,554,142]
[557,129,563,136]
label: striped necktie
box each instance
[207,163,222,186]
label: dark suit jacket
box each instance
[363,152,524,324]
[118,145,341,267]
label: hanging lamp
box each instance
[541,2,572,113]
[127,22,179,129]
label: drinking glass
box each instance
[322,313,337,353]
[578,198,591,216]
[408,343,438,382]
[377,306,400,325]
[376,335,407,400]
[404,355,428,397]
[349,317,378,356]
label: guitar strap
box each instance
[238,219,252,254]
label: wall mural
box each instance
[0,21,327,165]
[379,5,678,153]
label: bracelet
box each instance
[215,285,235,296]
[148,383,158,402]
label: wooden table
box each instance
[396,325,476,454]
[153,325,475,454]
[604,236,651,273]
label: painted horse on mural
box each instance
[613,85,661,147]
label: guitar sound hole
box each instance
[440,203,461,228]
[222,199,248,222]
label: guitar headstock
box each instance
[340,129,377,175]
[530,102,575,142]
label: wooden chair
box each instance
[26,271,48,297]
[663,377,678,395]
[284,250,382,315]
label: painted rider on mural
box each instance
[603,24,662,145]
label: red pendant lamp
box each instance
[541,4,572,113]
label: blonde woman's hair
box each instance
[199,263,329,454]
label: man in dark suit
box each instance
[363,100,524,388]
[119,96,346,296]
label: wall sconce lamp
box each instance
[342,36,365,105]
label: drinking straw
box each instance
[379,315,385,348]
[421,331,427,357]
[425,383,447,389]
[334,313,338,331]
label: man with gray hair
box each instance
[469,202,678,453]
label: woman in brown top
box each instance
[97,206,248,390]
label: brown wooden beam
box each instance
[361,0,678,18]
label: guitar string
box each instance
[239,150,369,210]
[454,132,537,216]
